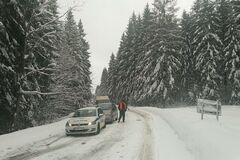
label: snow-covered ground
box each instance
[1,105,240,160]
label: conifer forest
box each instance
[96,0,240,106]
[0,0,91,134]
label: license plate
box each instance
[74,127,84,130]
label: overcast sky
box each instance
[57,0,194,92]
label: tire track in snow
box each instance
[4,136,89,160]
[73,136,124,160]
[5,121,124,160]
[61,111,146,160]
[67,113,137,160]
[131,109,154,160]
[75,109,154,160]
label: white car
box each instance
[65,107,106,135]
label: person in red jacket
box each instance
[118,100,127,123]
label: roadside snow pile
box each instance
[0,118,68,159]
[143,106,240,160]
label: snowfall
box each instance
[1,105,240,160]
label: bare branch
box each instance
[24,67,56,72]
[20,89,66,96]
[21,67,56,80]
[27,8,72,38]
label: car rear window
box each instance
[73,109,96,117]
[98,103,112,110]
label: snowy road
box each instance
[1,106,240,160]
[1,109,153,160]
[1,108,191,160]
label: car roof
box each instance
[98,102,112,105]
[78,107,97,111]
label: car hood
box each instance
[68,117,97,124]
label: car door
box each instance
[98,108,105,128]
[112,103,117,120]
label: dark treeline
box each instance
[0,0,92,134]
[97,0,240,107]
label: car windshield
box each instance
[98,103,112,110]
[73,109,96,117]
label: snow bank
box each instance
[143,106,240,160]
[135,109,194,160]
[0,118,68,159]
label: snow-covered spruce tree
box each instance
[30,0,61,124]
[114,34,125,99]
[114,13,138,101]
[48,10,92,116]
[191,0,223,100]
[97,68,109,96]
[77,19,92,102]
[0,0,23,133]
[95,85,100,96]
[0,0,61,132]
[223,0,240,104]
[48,33,79,115]
[124,14,144,104]
[214,0,232,103]
[180,11,197,104]
[137,0,182,107]
[107,53,117,102]
[112,33,125,100]
[19,0,61,127]
[131,4,156,105]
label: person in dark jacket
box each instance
[118,100,127,123]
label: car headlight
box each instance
[88,121,96,125]
[66,122,72,127]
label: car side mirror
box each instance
[99,113,104,117]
